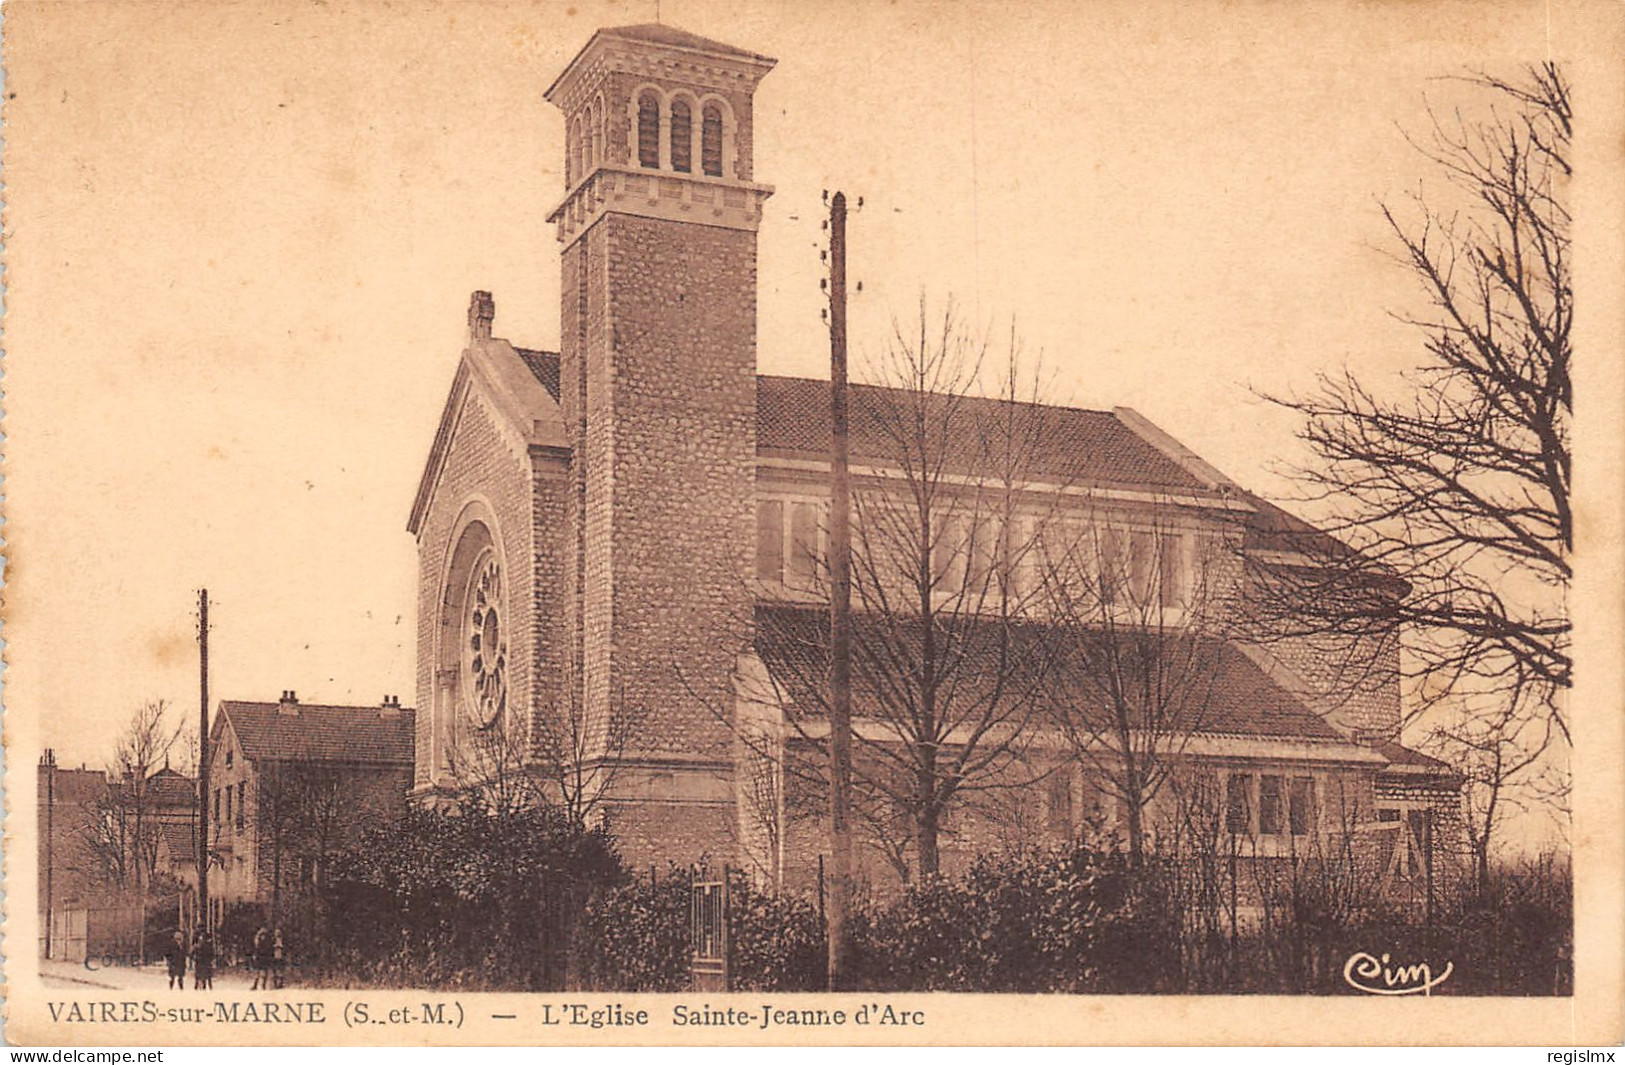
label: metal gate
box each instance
[53,907,89,963]
[690,864,730,991]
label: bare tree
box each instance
[446,699,546,818]
[442,671,647,829]
[84,699,183,961]
[1259,64,1571,868]
[248,749,376,934]
[755,301,1069,879]
[1040,516,1236,866]
[532,669,648,830]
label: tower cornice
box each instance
[548,163,774,245]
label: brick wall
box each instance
[413,390,538,787]
[597,212,757,761]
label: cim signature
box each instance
[1343,951,1454,996]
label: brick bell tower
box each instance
[545,25,774,859]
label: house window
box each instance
[756,499,785,581]
[1259,775,1284,835]
[637,91,661,168]
[214,788,221,823]
[225,747,233,768]
[1224,774,1250,834]
[670,98,692,173]
[787,501,820,589]
[224,786,232,829]
[1289,777,1315,836]
[236,782,246,830]
[701,104,724,176]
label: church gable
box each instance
[409,296,570,789]
[408,293,567,539]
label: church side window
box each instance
[933,515,968,591]
[1129,529,1155,603]
[1098,526,1125,603]
[702,103,724,176]
[1259,775,1284,835]
[213,788,221,823]
[1224,773,1250,835]
[224,786,232,830]
[236,781,246,829]
[1288,777,1316,836]
[637,91,661,169]
[757,499,785,581]
[1045,772,1074,837]
[1159,532,1186,608]
[1001,516,1029,600]
[788,501,820,589]
[670,98,693,173]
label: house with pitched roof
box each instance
[406,23,1463,900]
[207,692,414,925]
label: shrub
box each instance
[320,800,623,990]
[573,865,694,991]
[850,840,1163,992]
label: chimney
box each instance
[380,694,401,716]
[468,290,495,342]
[278,690,300,715]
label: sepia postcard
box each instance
[4,0,1623,1047]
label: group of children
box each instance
[162,930,215,990]
[161,926,286,990]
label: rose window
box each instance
[465,555,508,729]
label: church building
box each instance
[408,24,1463,896]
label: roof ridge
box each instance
[755,372,1118,419]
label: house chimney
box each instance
[279,690,300,715]
[468,290,495,342]
[380,694,401,716]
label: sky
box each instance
[5,0,1606,774]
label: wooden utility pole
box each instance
[197,589,210,936]
[825,190,855,990]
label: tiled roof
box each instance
[145,768,197,806]
[511,358,1214,492]
[517,348,561,402]
[108,768,195,809]
[598,23,773,62]
[754,604,1342,742]
[1373,742,1452,771]
[157,822,197,862]
[758,376,1214,491]
[219,701,416,766]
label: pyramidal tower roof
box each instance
[546,22,776,101]
[597,23,773,62]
